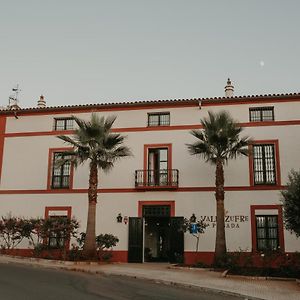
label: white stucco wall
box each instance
[1,97,300,255]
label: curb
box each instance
[171,264,299,282]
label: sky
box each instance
[0,0,300,108]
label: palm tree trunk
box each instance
[82,161,98,259]
[214,159,226,264]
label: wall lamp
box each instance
[116,213,123,223]
[190,213,197,223]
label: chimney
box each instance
[37,95,46,108]
[224,78,234,97]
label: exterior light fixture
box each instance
[117,213,123,223]
[190,213,197,223]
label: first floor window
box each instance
[256,215,279,251]
[51,152,71,189]
[48,216,67,248]
[253,144,276,185]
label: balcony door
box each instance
[148,148,168,186]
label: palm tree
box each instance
[57,113,131,259]
[187,111,250,263]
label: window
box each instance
[54,118,74,131]
[148,112,170,126]
[44,206,72,249]
[48,215,67,248]
[148,148,168,185]
[253,144,276,185]
[256,215,279,251]
[51,152,71,189]
[143,205,171,217]
[249,107,274,122]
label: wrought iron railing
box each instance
[135,169,179,189]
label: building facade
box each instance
[0,90,300,264]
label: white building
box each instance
[0,83,299,264]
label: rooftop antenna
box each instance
[8,84,21,109]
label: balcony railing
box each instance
[135,169,179,190]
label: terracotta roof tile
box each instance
[1,92,300,114]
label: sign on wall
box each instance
[199,212,249,229]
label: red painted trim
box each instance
[0,185,287,195]
[248,140,281,187]
[138,201,175,217]
[113,124,200,132]
[250,205,285,252]
[4,119,300,138]
[184,251,215,265]
[241,120,300,127]
[109,250,128,262]
[135,185,178,191]
[44,206,72,219]
[47,148,74,190]
[4,129,74,138]
[45,206,72,249]
[0,116,6,181]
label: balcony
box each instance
[135,169,179,190]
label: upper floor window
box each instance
[148,112,170,127]
[256,215,279,251]
[148,148,169,186]
[51,152,71,189]
[54,117,74,131]
[249,107,274,122]
[253,144,276,185]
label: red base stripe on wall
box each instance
[184,252,215,265]
[0,249,128,263]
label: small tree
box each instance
[281,169,300,237]
[182,214,208,252]
[76,232,119,261]
[21,218,44,248]
[0,214,25,249]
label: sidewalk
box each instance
[0,255,299,300]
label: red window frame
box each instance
[47,147,74,190]
[44,206,72,249]
[248,140,281,187]
[250,205,284,252]
[138,201,175,217]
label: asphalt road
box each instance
[0,263,244,300]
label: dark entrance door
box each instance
[143,205,184,263]
[144,217,170,262]
[128,217,143,263]
[128,207,184,263]
[169,217,184,263]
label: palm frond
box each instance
[187,110,252,164]
[56,114,131,172]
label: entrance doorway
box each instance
[144,216,170,262]
[128,204,184,263]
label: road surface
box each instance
[0,263,244,300]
